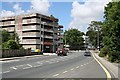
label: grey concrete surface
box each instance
[91,50,119,79]
[1,51,107,78]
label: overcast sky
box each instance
[0,0,111,32]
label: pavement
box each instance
[0,51,108,79]
[91,50,120,80]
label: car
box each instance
[56,48,67,56]
[84,51,91,56]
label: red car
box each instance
[56,48,67,56]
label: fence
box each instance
[1,49,33,58]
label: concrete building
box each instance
[0,13,60,52]
[58,25,64,48]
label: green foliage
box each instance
[108,51,120,63]
[1,42,9,49]
[99,46,110,57]
[102,1,120,62]
[86,21,103,48]
[10,32,20,44]
[64,28,84,49]
[1,30,21,50]
[86,1,120,62]
[1,30,11,43]
[7,40,20,49]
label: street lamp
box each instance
[95,25,101,51]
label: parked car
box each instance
[56,48,67,56]
[84,51,91,56]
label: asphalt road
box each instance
[1,51,107,79]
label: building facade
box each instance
[0,13,60,52]
[58,25,64,48]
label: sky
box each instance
[0,0,111,32]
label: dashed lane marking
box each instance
[10,67,17,70]
[81,65,83,67]
[63,71,68,73]
[23,67,31,69]
[3,71,10,74]
[53,74,59,77]
[76,66,79,68]
[56,61,59,62]
[71,68,74,70]
[33,64,42,67]
[27,64,32,67]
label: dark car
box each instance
[84,51,91,56]
[56,48,67,56]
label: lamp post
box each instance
[96,25,101,51]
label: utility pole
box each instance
[97,25,100,51]
[98,26,100,51]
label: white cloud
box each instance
[69,0,111,32]
[30,0,50,15]
[0,3,25,17]
[13,3,25,15]
[0,10,15,17]
[0,0,51,17]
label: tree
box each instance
[7,40,20,49]
[10,31,20,44]
[1,30,11,43]
[102,1,120,62]
[1,30,21,50]
[64,28,84,50]
[86,21,103,49]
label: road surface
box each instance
[1,51,107,79]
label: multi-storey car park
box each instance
[0,13,63,53]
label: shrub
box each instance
[108,51,120,63]
[99,46,110,57]
[7,40,20,49]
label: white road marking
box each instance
[81,65,83,67]
[1,60,20,63]
[27,64,32,67]
[36,62,41,63]
[10,67,17,70]
[37,62,43,64]
[63,71,68,73]
[45,61,49,62]
[53,74,59,77]
[71,68,74,70]
[23,67,31,69]
[33,65,41,67]
[3,71,10,73]
[76,66,79,68]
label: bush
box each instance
[7,40,20,49]
[99,46,110,57]
[1,42,9,49]
[108,51,120,63]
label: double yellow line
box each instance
[92,53,112,80]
